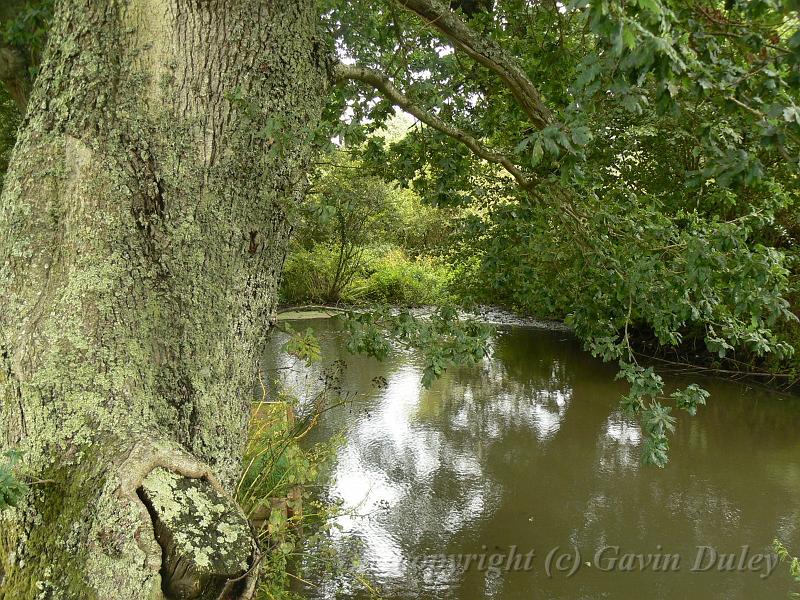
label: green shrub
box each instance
[280,244,453,307]
[240,357,358,599]
[351,248,452,306]
[280,244,342,305]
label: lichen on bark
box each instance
[139,468,254,599]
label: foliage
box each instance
[238,380,347,599]
[297,161,392,303]
[0,0,797,476]
[322,0,800,464]
[0,0,52,76]
[0,449,27,511]
[282,325,323,365]
[342,305,491,387]
[354,247,453,305]
[281,243,453,306]
[774,539,800,598]
[0,88,19,188]
[282,151,457,307]
[281,243,344,305]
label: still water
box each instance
[263,316,800,599]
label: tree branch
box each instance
[394,0,554,129]
[333,61,533,190]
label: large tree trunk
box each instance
[0,1,328,598]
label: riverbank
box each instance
[278,304,571,331]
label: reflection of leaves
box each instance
[371,375,388,389]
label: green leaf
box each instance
[782,106,800,125]
[571,126,593,147]
[543,137,560,156]
[636,0,662,14]
[515,136,532,153]
[531,141,544,166]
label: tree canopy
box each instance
[320,0,800,465]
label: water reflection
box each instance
[263,318,800,599]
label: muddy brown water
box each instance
[263,316,800,599]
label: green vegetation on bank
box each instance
[280,151,458,307]
[238,397,341,600]
[283,245,453,307]
[239,334,390,600]
[775,540,800,598]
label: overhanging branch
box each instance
[333,61,533,191]
[395,0,554,130]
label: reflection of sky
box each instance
[285,334,583,593]
[529,388,570,440]
[272,326,648,596]
[444,357,574,443]
[325,364,499,576]
[596,412,643,473]
[264,319,800,600]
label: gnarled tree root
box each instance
[116,441,260,600]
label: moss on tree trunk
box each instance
[0,0,328,597]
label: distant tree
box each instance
[302,162,391,302]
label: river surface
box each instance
[263,316,800,599]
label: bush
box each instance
[280,244,453,307]
[280,151,461,307]
[352,248,452,306]
[280,244,343,305]
[241,354,363,599]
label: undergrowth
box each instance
[238,331,382,599]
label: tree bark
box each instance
[0,0,49,112]
[0,1,328,598]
